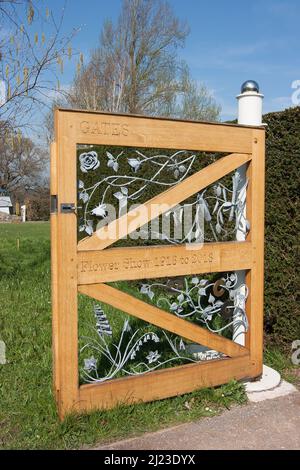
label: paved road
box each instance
[95,392,300,450]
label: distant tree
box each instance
[25,178,50,220]
[0,122,46,194]
[173,64,221,121]
[67,0,220,120]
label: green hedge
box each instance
[264,106,300,347]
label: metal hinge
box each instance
[60,203,76,214]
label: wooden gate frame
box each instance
[51,108,265,419]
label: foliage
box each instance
[263,106,300,347]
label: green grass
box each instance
[264,347,299,387]
[0,222,294,450]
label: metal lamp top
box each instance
[241,80,260,94]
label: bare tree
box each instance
[173,64,221,121]
[67,0,220,120]
[0,0,78,130]
[0,122,46,193]
[25,177,50,220]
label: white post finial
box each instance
[233,80,263,346]
[237,80,264,126]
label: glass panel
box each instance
[78,269,249,385]
[78,292,225,385]
[110,271,248,339]
[76,145,249,246]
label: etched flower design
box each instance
[140,284,154,300]
[79,219,93,236]
[91,203,107,218]
[113,186,128,200]
[123,319,132,334]
[128,158,141,172]
[79,191,89,203]
[79,151,100,173]
[106,151,119,172]
[173,164,186,179]
[84,356,97,372]
[170,302,183,315]
[213,184,222,197]
[146,350,161,364]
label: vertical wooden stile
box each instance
[245,129,265,375]
[50,142,60,402]
[55,110,79,418]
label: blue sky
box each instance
[34,0,300,120]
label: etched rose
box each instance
[79,151,100,173]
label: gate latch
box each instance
[60,203,76,214]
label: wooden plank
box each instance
[245,129,265,376]
[78,241,253,284]
[78,355,255,412]
[78,283,247,358]
[78,152,252,252]
[58,109,254,153]
[50,142,59,402]
[55,110,79,418]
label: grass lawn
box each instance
[0,222,296,450]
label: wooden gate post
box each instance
[234,81,264,352]
[236,81,265,376]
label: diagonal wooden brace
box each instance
[78,283,248,358]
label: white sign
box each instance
[0,80,6,107]
[0,341,6,365]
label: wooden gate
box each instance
[51,109,265,419]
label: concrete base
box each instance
[245,364,297,402]
[247,380,298,403]
[245,365,281,393]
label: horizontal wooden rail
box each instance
[78,283,248,358]
[78,152,252,252]
[62,109,254,153]
[78,241,252,284]
[78,355,254,412]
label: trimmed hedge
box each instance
[264,106,300,347]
